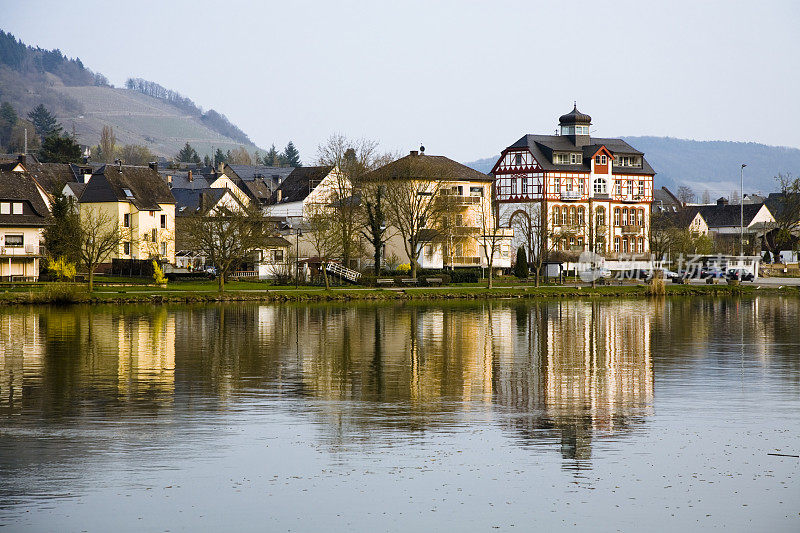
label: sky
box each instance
[3,0,799,164]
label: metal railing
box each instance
[445,256,481,266]
[325,262,362,283]
[560,191,582,200]
[0,245,43,256]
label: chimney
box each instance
[115,158,122,171]
[167,174,173,187]
[17,154,26,165]
[717,197,728,206]
[149,161,158,171]
[188,170,193,182]
[276,189,282,203]
[410,150,419,156]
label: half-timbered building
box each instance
[492,106,656,257]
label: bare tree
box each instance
[304,202,341,290]
[182,206,268,292]
[380,162,451,279]
[470,182,506,288]
[507,202,570,286]
[316,134,396,268]
[228,146,252,165]
[77,207,123,292]
[676,185,696,205]
[729,189,740,205]
[119,144,155,165]
[701,189,711,204]
[99,125,116,163]
[763,173,800,255]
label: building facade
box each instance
[492,106,655,257]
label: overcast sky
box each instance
[3,0,799,163]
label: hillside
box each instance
[466,137,800,199]
[0,30,259,158]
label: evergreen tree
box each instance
[43,193,81,263]
[27,104,62,140]
[0,101,17,148]
[262,144,279,166]
[176,142,201,164]
[281,141,301,167]
[514,247,529,279]
[213,148,227,167]
[38,133,82,163]
[203,154,211,166]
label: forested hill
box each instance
[466,136,800,199]
[0,30,259,158]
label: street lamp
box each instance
[740,163,747,257]
[295,227,302,289]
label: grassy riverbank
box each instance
[0,279,797,305]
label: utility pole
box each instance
[740,164,747,257]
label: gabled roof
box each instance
[225,164,294,183]
[506,134,654,175]
[273,166,335,203]
[222,163,294,202]
[0,168,52,227]
[79,165,175,211]
[364,153,493,183]
[0,156,78,195]
[653,187,682,211]
[697,203,769,228]
[172,187,233,216]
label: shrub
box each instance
[152,261,167,285]
[397,263,411,273]
[47,256,76,281]
[359,274,378,287]
[449,269,480,284]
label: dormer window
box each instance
[514,153,522,166]
[123,188,134,199]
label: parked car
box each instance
[726,268,754,282]
[700,266,726,279]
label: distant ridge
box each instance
[465,136,800,198]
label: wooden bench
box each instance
[425,277,443,286]
[400,278,417,286]
[376,278,394,286]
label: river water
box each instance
[0,298,798,532]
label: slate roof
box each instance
[172,187,230,216]
[273,166,334,203]
[79,165,175,211]
[159,170,213,190]
[0,156,78,195]
[652,187,682,212]
[264,236,291,248]
[0,168,52,227]
[507,134,654,176]
[64,182,87,197]
[696,203,769,228]
[363,154,493,183]
[224,164,294,202]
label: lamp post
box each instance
[295,227,301,289]
[740,163,747,257]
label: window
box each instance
[455,243,463,257]
[626,181,633,196]
[511,179,517,195]
[150,210,155,217]
[615,180,622,196]
[514,153,522,166]
[577,207,585,226]
[151,228,157,242]
[569,206,577,226]
[570,153,582,165]
[424,245,433,259]
[12,202,22,215]
[123,213,130,227]
[622,237,629,254]
[555,178,561,194]
[595,155,607,164]
[596,207,605,227]
[569,237,575,247]
[470,186,484,197]
[614,237,620,253]
[555,153,572,165]
[614,208,621,226]
[123,188,134,199]
[521,177,528,195]
[577,125,589,135]
[160,242,167,256]
[579,180,585,195]
[0,202,9,214]
[638,237,645,253]
[637,209,644,227]
[4,234,23,247]
[566,179,573,192]
[638,181,645,196]
[596,237,605,254]
[594,178,607,194]
[561,125,575,136]
[629,209,637,226]
[272,249,284,262]
[554,206,562,226]
[123,241,131,255]
[622,208,629,226]
[160,214,167,228]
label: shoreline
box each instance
[1,282,797,305]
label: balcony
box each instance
[0,245,44,257]
[436,194,481,206]
[621,225,641,235]
[560,190,582,201]
[445,256,481,266]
